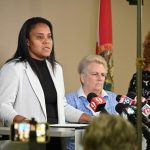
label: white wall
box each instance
[0,0,150,95]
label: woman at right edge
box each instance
[127,31,150,100]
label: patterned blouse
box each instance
[127,70,150,99]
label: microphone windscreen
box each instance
[87,92,97,102]
[115,103,125,114]
[116,95,122,102]
[127,92,136,99]
[147,100,150,105]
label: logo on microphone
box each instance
[96,97,103,104]
[90,102,97,111]
[87,93,107,112]
[142,104,150,117]
[89,96,106,112]
[119,96,136,105]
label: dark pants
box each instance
[46,137,67,150]
[0,136,66,150]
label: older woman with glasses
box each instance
[65,54,118,150]
[66,54,118,116]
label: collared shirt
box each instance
[65,86,118,116]
[65,86,118,150]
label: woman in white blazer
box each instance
[0,17,91,128]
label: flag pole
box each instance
[96,0,114,91]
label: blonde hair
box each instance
[78,54,108,74]
[82,114,137,150]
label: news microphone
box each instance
[134,96,148,104]
[142,103,150,118]
[127,92,148,104]
[116,93,148,106]
[126,92,150,118]
[115,103,135,116]
[129,104,150,128]
[116,94,136,105]
[116,102,150,128]
[115,103,136,125]
[87,92,107,113]
[116,101,150,145]
[142,125,150,146]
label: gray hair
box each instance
[78,54,108,74]
[82,114,137,150]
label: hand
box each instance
[13,115,30,123]
[79,113,93,123]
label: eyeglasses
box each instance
[87,72,107,78]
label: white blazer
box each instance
[0,60,82,126]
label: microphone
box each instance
[115,103,136,125]
[87,92,107,113]
[127,92,148,104]
[116,100,150,146]
[115,103,135,115]
[142,103,150,118]
[116,102,150,128]
[129,104,150,128]
[134,96,148,104]
[116,93,148,106]
[116,94,136,105]
[126,92,150,118]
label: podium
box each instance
[0,124,87,150]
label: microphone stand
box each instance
[141,125,150,150]
[127,113,150,150]
[127,0,144,149]
[136,0,144,149]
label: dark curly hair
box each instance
[143,31,150,68]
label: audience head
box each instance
[78,54,108,96]
[143,31,150,69]
[82,114,137,150]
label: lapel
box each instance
[24,62,47,118]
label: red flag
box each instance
[96,0,114,91]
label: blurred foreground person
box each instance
[82,114,137,150]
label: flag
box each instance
[96,0,114,91]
